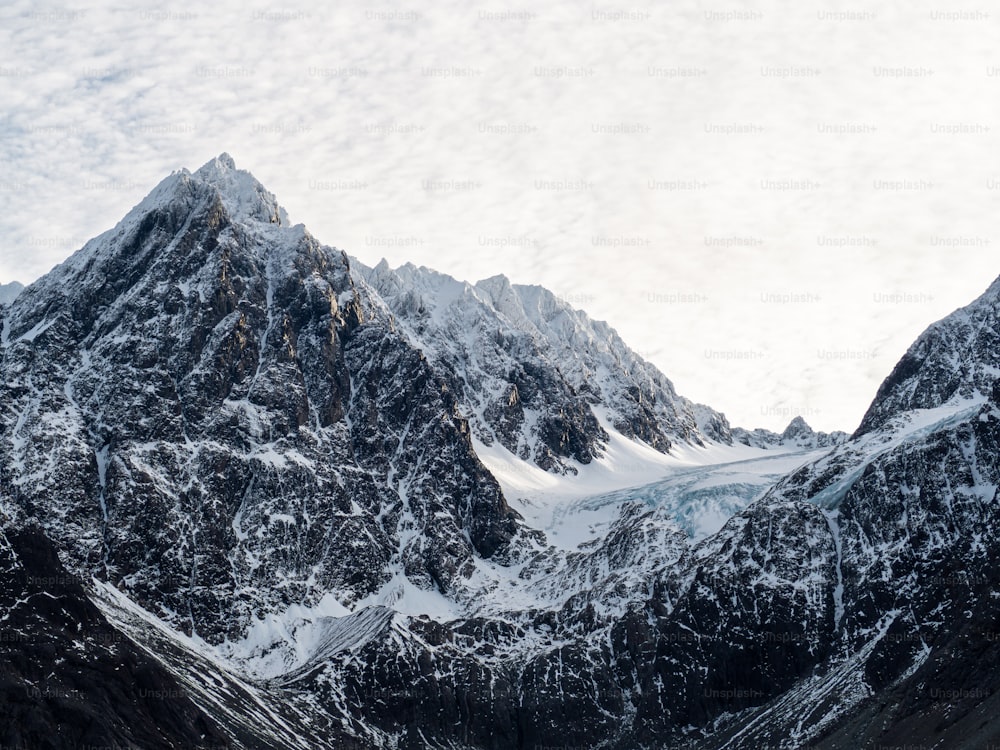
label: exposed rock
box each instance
[733,415,848,450]
[0,518,231,750]
[5,154,1000,749]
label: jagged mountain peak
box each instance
[731,415,847,450]
[94,152,288,238]
[476,271,512,287]
[4,155,313,350]
[475,276,571,334]
[199,151,237,172]
[854,272,1000,437]
[473,272,514,299]
[191,152,289,227]
[781,415,813,439]
[0,281,23,305]
[354,257,733,469]
[367,262,572,333]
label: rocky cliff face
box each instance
[0,155,522,645]
[355,258,736,473]
[0,510,232,750]
[4,155,1000,749]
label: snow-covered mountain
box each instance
[0,154,531,646]
[695,279,1000,747]
[732,415,848,450]
[3,154,999,749]
[355,258,736,471]
[854,275,1000,436]
[0,281,23,305]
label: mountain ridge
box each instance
[0,281,22,305]
[2,154,997,748]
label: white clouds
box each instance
[0,0,997,432]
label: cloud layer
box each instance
[1,0,998,431]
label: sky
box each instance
[1,1,998,433]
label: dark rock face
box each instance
[0,519,230,750]
[6,154,1000,749]
[0,158,521,645]
[811,579,1000,750]
[342,322,521,579]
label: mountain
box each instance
[0,281,23,305]
[0,154,541,649]
[3,154,999,748]
[732,415,848,450]
[354,258,735,472]
[854,276,1000,437]
[727,282,1000,747]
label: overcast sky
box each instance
[2,0,998,432]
